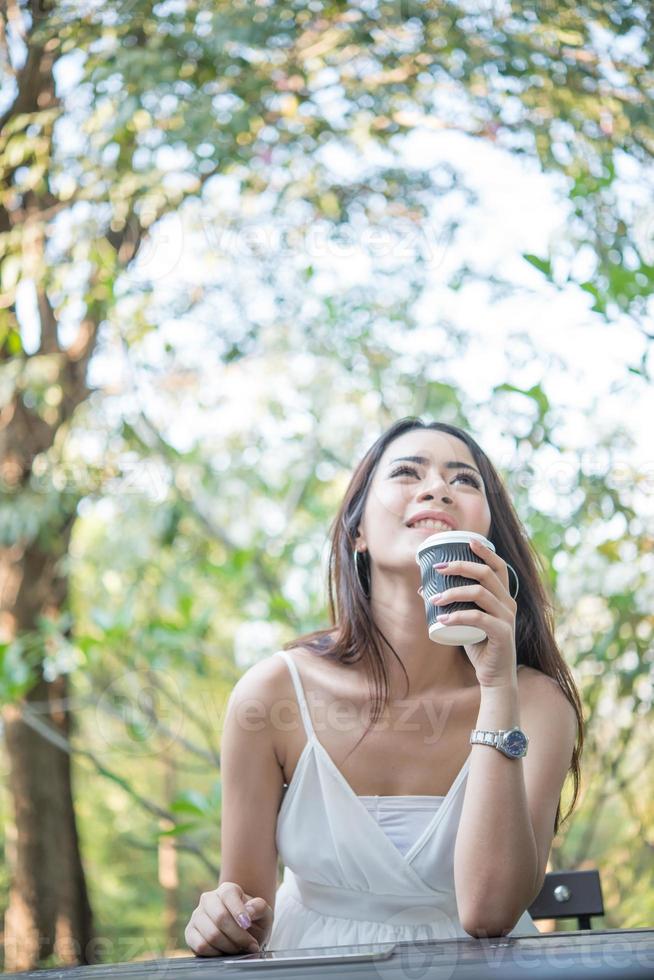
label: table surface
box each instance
[5,928,654,980]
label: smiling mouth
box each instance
[408,519,454,531]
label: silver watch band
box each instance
[470,729,502,747]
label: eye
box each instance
[389,466,481,489]
[452,472,481,489]
[389,465,419,478]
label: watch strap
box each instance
[470,728,502,747]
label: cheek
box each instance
[367,480,414,520]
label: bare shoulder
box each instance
[230,650,297,709]
[517,666,578,736]
[228,650,303,763]
[517,664,570,700]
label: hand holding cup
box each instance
[416,531,520,687]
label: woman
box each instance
[185,418,583,956]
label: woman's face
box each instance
[356,428,492,580]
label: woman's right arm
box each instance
[185,659,287,956]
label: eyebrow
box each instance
[387,455,482,477]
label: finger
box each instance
[186,922,232,957]
[431,584,508,619]
[216,883,258,933]
[434,558,508,600]
[236,897,272,953]
[193,907,244,954]
[243,896,272,922]
[437,608,514,639]
[469,537,511,591]
[186,924,215,957]
[433,559,492,581]
[200,893,259,951]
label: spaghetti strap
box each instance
[275,650,316,743]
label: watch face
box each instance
[503,729,528,758]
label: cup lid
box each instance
[415,530,496,561]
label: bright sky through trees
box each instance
[15,119,651,517]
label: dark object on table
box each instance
[529,869,605,931]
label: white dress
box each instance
[268,650,540,950]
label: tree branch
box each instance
[36,284,59,354]
[20,703,178,824]
[104,645,223,767]
[122,833,219,880]
[0,30,58,134]
[129,410,303,630]
[95,695,219,769]
[19,703,221,878]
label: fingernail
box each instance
[434,562,449,569]
[237,913,251,929]
[432,592,442,601]
[245,903,255,916]
[437,614,450,622]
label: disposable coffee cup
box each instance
[416,531,518,646]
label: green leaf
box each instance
[579,281,607,315]
[523,253,552,278]
[156,821,198,838]
[170,789,210,816]
[494,381,548,413]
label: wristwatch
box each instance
[470,727,529,759]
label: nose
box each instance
[417,478,453,506]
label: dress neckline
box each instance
[357,794,445,800]
[276,648,478,867]
[275,650,528,881]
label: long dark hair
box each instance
[284,417,583,831]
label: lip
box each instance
[406,511,458,530]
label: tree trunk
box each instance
[1,526,97,971]
[2,675,95,970]
[1,7,173,969]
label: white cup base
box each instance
[428,622,487,646]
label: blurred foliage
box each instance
[2,0,654,357]
[5,361,651,957]
[0,0,653,966]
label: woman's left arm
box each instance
[454,672,577,937]
[432,537,578,937]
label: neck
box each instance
[365,574,477,699]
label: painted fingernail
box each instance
[237,913,251,929]
[434,562,449,569]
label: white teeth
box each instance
[410,519,452,530]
